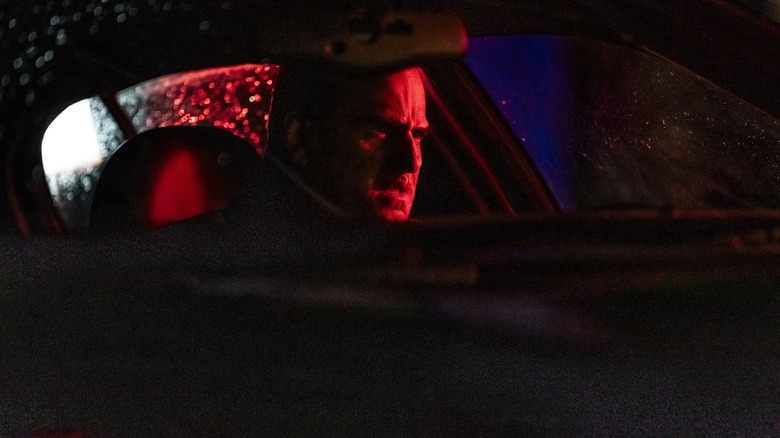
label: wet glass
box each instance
[466,35,780,211]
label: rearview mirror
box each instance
[259,10,467,69]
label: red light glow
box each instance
[118,64,279,155]
[143,141,234,228]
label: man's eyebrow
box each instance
[355,115,430,132]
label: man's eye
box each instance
[358,128,386,152]
[412,129,428,140]
[360,127,386,141]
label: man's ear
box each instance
[283,112,321,169]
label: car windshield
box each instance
[466,35,780,211]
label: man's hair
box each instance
[270,63,339,123]
[266,63,345,162]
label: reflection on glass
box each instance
[41,100,103,175]
[42,98,123,232]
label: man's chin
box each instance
[377,207,410,222]
[369,191,413,222]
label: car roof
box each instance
[0,0,777,118]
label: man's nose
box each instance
[387,131,421,174]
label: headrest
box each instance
[89,127,262,232]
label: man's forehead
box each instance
[335,67,427,122]
[337,67,422,90]
[382,67,424,89]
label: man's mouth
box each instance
[368,176,415,220]
[372,190,411,209]
[369,187,414,221]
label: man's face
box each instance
[317,67,429,222]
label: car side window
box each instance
[41,64,278,232]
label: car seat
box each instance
[89,126,262,231]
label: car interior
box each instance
[2,1,780,435]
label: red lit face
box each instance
[315,68,429,222]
